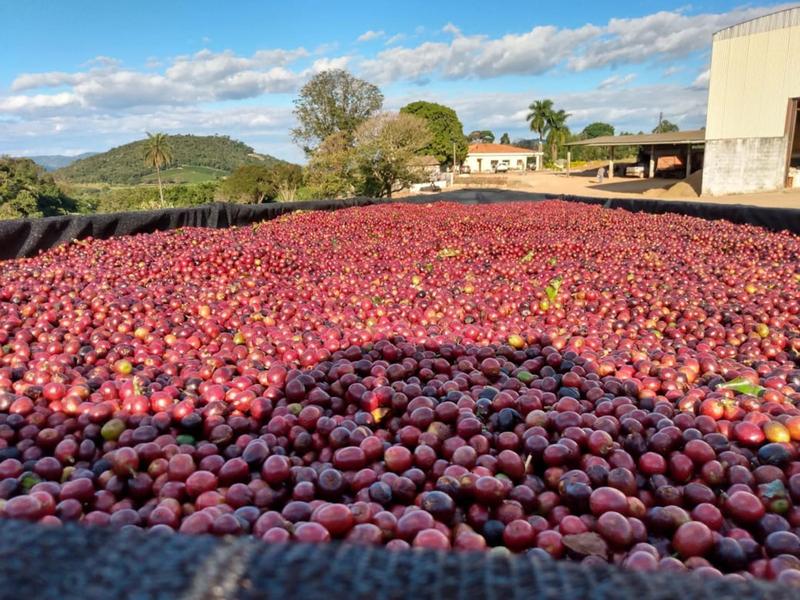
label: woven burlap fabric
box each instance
[0,520,794,600]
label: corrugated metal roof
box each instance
[714,6,800,41]
[468,143,540,154]
[566,129,706,147]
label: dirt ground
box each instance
[444,170,800,209]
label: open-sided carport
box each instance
[565,130,706,180]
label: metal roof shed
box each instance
[565,130,706,178]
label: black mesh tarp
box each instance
[0,519,794,600]
[2,190,799,260]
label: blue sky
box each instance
[0,1,793,162]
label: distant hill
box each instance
[29,153,98,171]
[55,135,285,184]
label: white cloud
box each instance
[0,92,81,113]
[360,24,600,83]
[4,47,314,116]
[310,56,351,73]
[385,33,405,45]
[442,23,461,36]
[568,5,792,71]
[362,5,791,84]
[357,30,385,42]
[598,73,637,89]
[663,66,683,77]
[692,68,710,90]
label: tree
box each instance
[582,122,614,139]
[399,101,468,166]
[653,119,679,133]
[545,109,571,162]
[219,164,302,203]
[566,123,615,161]
[143,132,173,206]
[467,130,494,143]
[272,163,304,202]
[291,69,384,154]
[0,157,78,220]
[526,99,553,143]
[306,131,359,199]
[499,133,511,145]
[353,112,432,198]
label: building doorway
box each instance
[787,98,800,188]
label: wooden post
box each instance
[566,151,571,177]
[648,145,656,178]
[609,146,615,179]
[685,145,692,178]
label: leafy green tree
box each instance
[526,99,553,143]
[467,130,495,143]
[291,69,384,154]
[499,133,511,145]
[399,101,468,166]
[568,122,615,161]
[545,109,571,162]
[653,119,679,133]
[0,157,78,220]
[272,163,304,202]
[220,164,302,203]
[306,132,359,198]
[220,165,275,203]
[353,113,432,198]
[143,132,173,206]
[582,122,614,139]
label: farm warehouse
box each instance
[702,7,800,195]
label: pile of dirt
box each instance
[661,169,703,199]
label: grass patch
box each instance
[140,165,227,184]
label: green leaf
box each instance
[516,371,535,384]
[717,377,766,396]
[545,275,563,303]
[520,250,534,263]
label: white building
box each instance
[464,143,543,173]
[702,7,800,195]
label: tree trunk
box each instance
[551,142,558,164]
[156,165,165,208]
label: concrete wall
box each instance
[702,137,788,196]
[702,7,800,195]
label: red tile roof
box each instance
[468,143,539,154]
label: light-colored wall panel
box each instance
[706,8,800,140]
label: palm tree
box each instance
[526,99,553,147]
[143,132,173,207]
[545,109,571,163]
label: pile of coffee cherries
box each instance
[1,201,799,583]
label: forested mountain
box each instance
[55,135,284,184]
